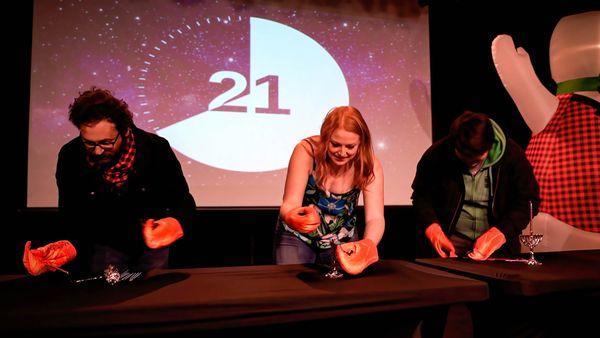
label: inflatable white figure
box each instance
[492,11,600,252]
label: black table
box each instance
[416,250,600,337]
[1,260,487,337]
[416,249,600,296]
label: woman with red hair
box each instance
[275,106,384,275]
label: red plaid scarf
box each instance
[103,128,136,187]
[526,94,600,232]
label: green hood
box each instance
[482,119,505,168]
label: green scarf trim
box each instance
[556,76,600,94]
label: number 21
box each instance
[208,71,290,114]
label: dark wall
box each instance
[7,1,34,274]
[7,0,598,274]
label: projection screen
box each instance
[28,0,431,207]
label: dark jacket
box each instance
[56,126,196,269]
[411,136,540,256]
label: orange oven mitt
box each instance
[425,223,457,258]
[468,227,506,261]
[336,238,379,275]
[283,206,320,234]
[23,240,77,276]
[143,217,184,249]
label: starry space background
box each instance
[28,0,431,207]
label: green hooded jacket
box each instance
[455,119,506,240]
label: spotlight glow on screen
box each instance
[28,0,431,207]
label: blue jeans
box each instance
[275,230,358,265]
[91,244,169,273]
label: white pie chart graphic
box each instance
[157,17,349,172]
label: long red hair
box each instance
[313,106,375,191]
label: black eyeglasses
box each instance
[81,133,120,150]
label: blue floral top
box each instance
[280,174,361,249]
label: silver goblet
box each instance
[519,234,543,265]
[324,239,344,279]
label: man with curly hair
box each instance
[34,87,196,276]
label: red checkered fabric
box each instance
[526,94,600,232]
[103,128,136,187]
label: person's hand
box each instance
[283,206,320,234]
[468,227,506,261]
[425,223,457,258]
[23,240,77,276]
[335,238,379,275]
[142,217,184,249]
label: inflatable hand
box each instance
[283,206,320,234]
[336,238,379,275]
[143,217,184,249]
[425,223,457,258]
[468,227,506,261]
[23,240,77,276]
[491,34,558,134]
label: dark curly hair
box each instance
[450,110,494,157]
[68,87,134,134]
